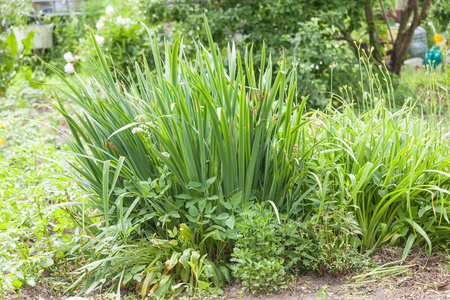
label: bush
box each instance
[35,2,103,73]
[45,18,307,294]
[45,14,450,298]
[0,30,34,94]
[298,81,450,257]
[231,204,369,294]
[77,9,154,75]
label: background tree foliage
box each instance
[140,0,434,107]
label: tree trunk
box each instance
[388,0,432,75]
[364,3,383,63]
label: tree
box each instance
[388,0,432,75]
[138,0,429,106]
[145,0,433,75]
[333,0,432,75]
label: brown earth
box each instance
[6,246,450,300]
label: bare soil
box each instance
[222,246,450,300]
[5,246,450,300]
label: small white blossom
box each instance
[310,64,315,69]
[96,21,104,30]
[315,65,319,70]
[63,52,75,63]
[106,5,114,15]
[64,63,75,74]
[117,16,125,25]
[117,16,132,26]
[94,34,105,46]
[100,16,106,22]
[132,127,143,134]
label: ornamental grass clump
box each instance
[298,59,450,259]
[43,18,308,295]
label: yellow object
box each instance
[0,123,4,129]
[0,137,4,145]
[433,34,443,45]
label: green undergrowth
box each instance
[231,203,371,294]
[0,80,82,296]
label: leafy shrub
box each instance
[77,10,154,75]
[429,0,450,33]
[0,0,30,28]
[231,204,369,294]
[33,1,103,73]
[0,30,34,94]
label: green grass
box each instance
[0,80,81,296]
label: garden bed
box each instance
[6,246,450,300]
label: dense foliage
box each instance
[37,17,450,297]
[1,0,450,298]
[231,204,368,294]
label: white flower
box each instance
[315,65,319,70]
[100,16,106,22]
[117,16,125,25]
[63,52,75,63]
[310,64,315,69]
[64,63,75,74]
[117,16,132,26]
[131,127,143,134]
[105,5,114,15]
[96,21,104,30]
[94,34,105,46]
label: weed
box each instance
[231,204,369,294]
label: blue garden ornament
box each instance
[425,46,442,68]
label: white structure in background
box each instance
[13,24,54,50]
[31,0,84,14]
[13,1,85,50]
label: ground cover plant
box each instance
[231,204,370,294]
[0,80,81,296]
